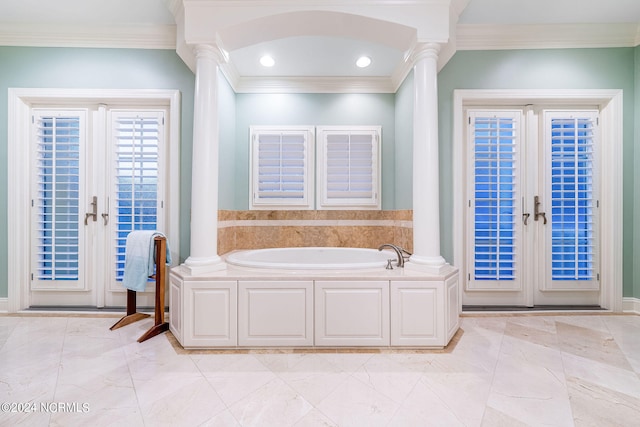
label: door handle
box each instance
[84,196,98,225]
[101,197,109,226]
[534,195,547,224]
[522,197,530,225]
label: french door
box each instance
[464,107,600,307]
[29,106,167,308]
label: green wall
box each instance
[233,93,396,210]
[635,46,640,299]
[394,71,414,209]
[0,47,195,298]
[218,71,237,210]
[1,45,638,301]
[437,48,636,297]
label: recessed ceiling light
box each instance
[260,55,275,67]
[356,56,372,68]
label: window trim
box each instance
[452,89,623,311]
[316,125,382,210]
[249,125,315,210]
[465,110,524,291]
[7,88,181,312]
[30,109,88,291]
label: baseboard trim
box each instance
[622,297,640,314]
[0,298,8,313]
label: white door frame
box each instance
[7,88,181,312]
[452,89,623,311]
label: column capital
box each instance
[193,42,228,64]
[407,42,440,65]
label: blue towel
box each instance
[122,231,172,292]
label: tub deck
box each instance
[169,254,460,349]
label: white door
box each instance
[29,107,167,308]
[463,108,600,307]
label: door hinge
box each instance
[31,273,34,280]
[596,200,600,208]
[597,273,600,281]
[31,199,34,207]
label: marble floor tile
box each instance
[487,369,574,426]
[480,406,530,427]
[293,408,339,427]
[1,313,639,427]
[199,409,242,427]
[351,354,423,403]
[229,377,313,427]
[315,353,373,374]
[199,355,277,406]
[135,374,226,426]
[420,373,493,426]
[601,315,640,373]
[561,351,640,399]
[316,376,400,427]
[503,317,559,349]
[555,320,632,371]
[49,402,144,427]
[278,354,351,405]
[566,376,640,427]
[387,375,466,426]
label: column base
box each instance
[183,255,226,276]
[405,255,453,275]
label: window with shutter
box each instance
[250,126,314,209]
[32,111,85,290]
[317,126,381,209]
[544,111,599,290]
[112,112,163,281]
[467,111,522,291]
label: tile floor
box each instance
[1,313,639,426]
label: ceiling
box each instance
[0,0,638,81]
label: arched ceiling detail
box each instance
[217,10,417,52]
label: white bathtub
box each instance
[226,247,394,270]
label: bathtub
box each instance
[226,247,394,270]
[170,246,460,349]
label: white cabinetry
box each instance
[170,267,460,349]
[315,281,389,346]
[238,281,313,346]
[390,281,441,346]
[172,280,237,348]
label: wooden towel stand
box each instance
[110,235,169,343]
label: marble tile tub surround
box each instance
[217,210,413,255]
[1,313,639,426]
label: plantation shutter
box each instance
[32,111,85,290]
[545,111,599,290]
[112,112,163,281]
[318,127,381,209]
[250,127,314,209]
[467,111,522,290]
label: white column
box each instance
[407,43,449,273]
[184,44,226,275]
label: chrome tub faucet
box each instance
[378,244,412,268]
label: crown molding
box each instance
[219,58,403,93]
[456,23,640,50]
[0,23,176,49]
